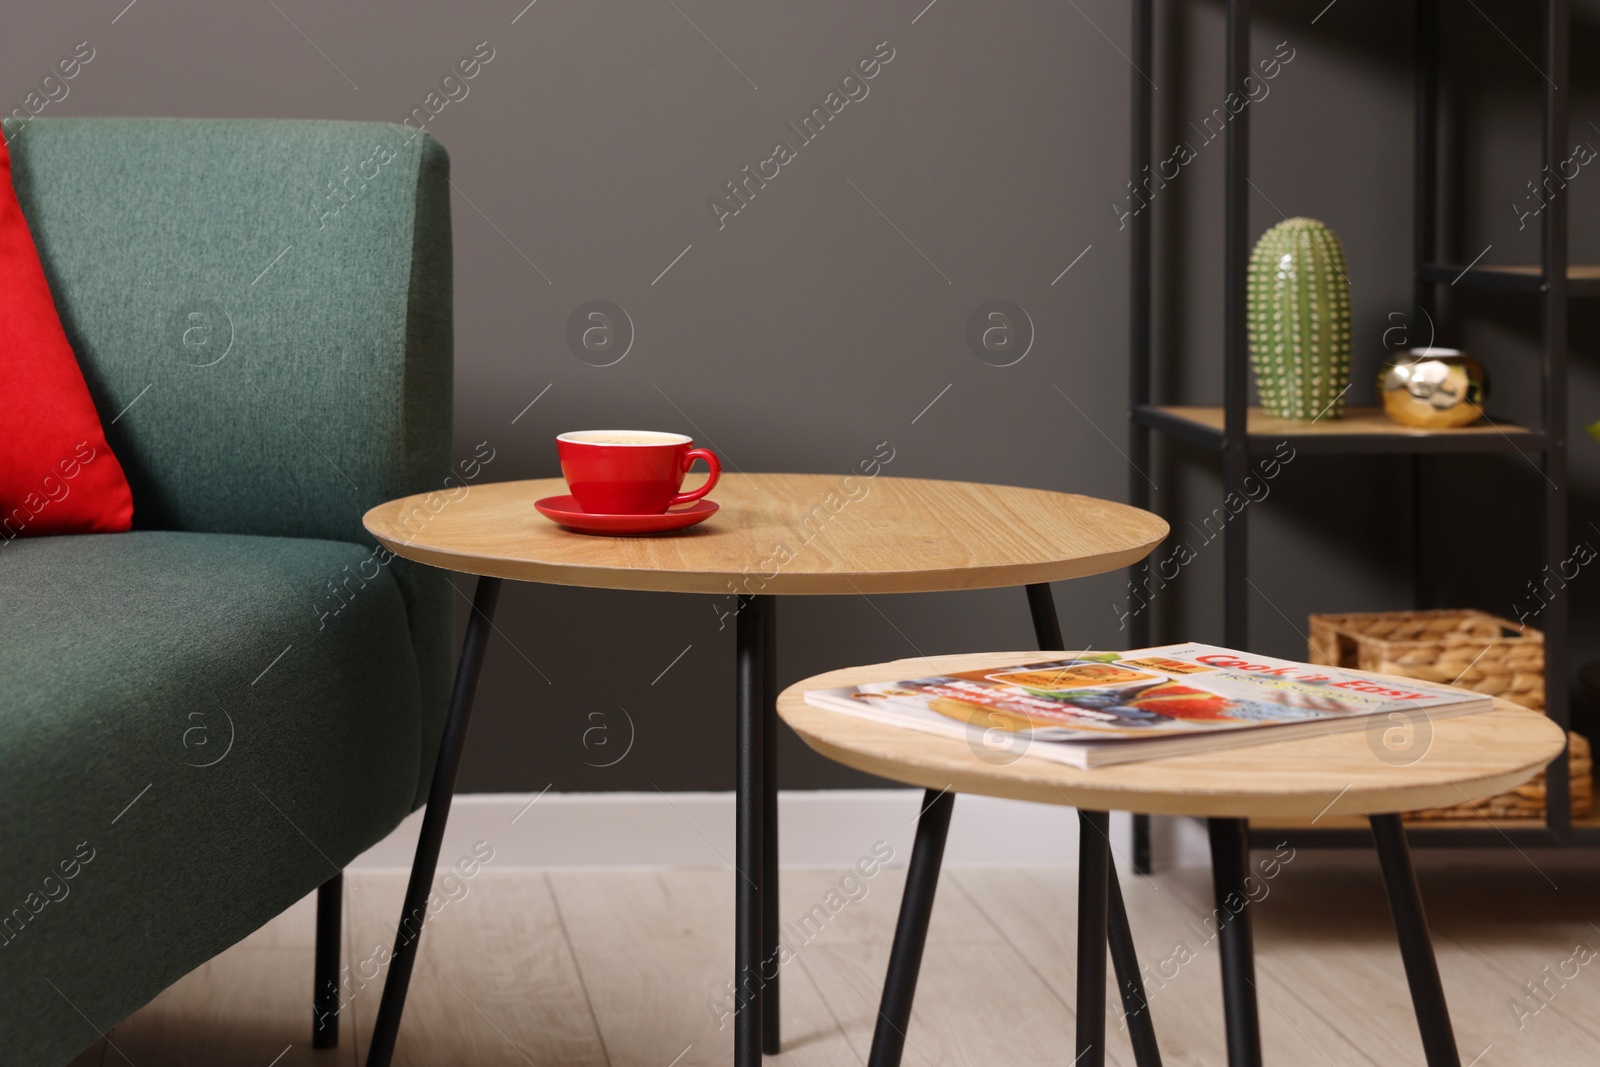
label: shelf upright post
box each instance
[1222,0,1252,650]
[1128,1,1154,643]
[1127,0,1155,875]
[1410,0,1441,611]
[1541,0,1571,836]
[1412,0,1439,323]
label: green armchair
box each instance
[0,118,455,1065]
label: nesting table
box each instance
[358,472,1167,1066]
[778,651,1568,1067]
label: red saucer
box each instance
[534,494,719,535]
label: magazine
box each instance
[801,644,1492,768]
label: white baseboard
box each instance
[349,790,1158,870]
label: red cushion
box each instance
[0,137,133,538]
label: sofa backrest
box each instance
[9,118,456,743]
[9,118,453,546]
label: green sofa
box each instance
[0,119,455,1065]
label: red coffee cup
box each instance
[557,430,722,514]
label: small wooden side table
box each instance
[359,474,1167,1067]
[778,652,1568,1067]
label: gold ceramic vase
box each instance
[1377,347,1488,428]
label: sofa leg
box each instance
[314,872,342,1049]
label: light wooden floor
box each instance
[66,853,1600,1066]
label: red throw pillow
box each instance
[0,136,133,539]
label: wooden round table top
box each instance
[362,474,1168,595]
[777,652,1567,818]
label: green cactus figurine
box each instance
[1247,217,1352,420]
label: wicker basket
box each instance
[1306,609,1591,819]
[1308,609,1544,710]
[1407,734,1591,820]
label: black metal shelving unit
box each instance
[1127,0,1587,865]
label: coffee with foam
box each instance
[557,430,690,447]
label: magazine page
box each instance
[805,644,1489,748]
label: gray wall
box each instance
[6,0,1599,792]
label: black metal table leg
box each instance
[1024,582,1065,654]
[1025,582,1161,1066]
[1207,817,1262,1067]
[1132,814,1153,875]
[313,872,342,1048]
[1078,809,1112,1067]
[734,594,766,1067]
[1370,814,1460,1067]
[1108,862,1162,1066]
[760,594,781,1055]
[868,788,956,1067]
[365,576,503,1067]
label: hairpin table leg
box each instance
[1208,817,1262,1067]
[760,595,781,1055]
[1077,809,1112,1067]
[734,595,766,1067]
[1370,814,1460,1067]
[867,788,956,1067]
[364,576,502,1067]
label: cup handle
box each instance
[670,448,721,506]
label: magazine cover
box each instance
[802,644,1492,767]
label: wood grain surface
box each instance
[777,651,1567,818]
[363,474,1168,594]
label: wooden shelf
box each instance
[1133,405,1545,454]
[1247,813,1570,849]
[1249,809,1600,849]
[1418,262,1600,295]
[1253,813,1547,833]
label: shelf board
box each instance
[1247,809,1600,849]
[1418,262,1600,295]
[1246,817,1569,850]
[1133,405,1545,454]
[1252,813,1546,833]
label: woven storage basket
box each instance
[1407,734,1590,820]
[1307,609,1591,819]
[1309,609,1544,710]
